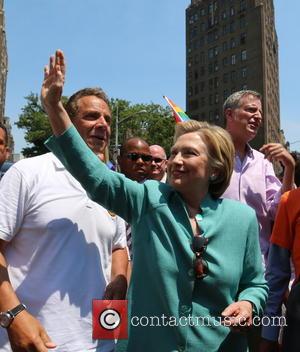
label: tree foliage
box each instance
[16,93,175,158]
[109,99,175,157]
[15,93,68,157]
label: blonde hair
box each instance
[174,120,234,198]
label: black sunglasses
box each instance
[152,157,165,163]
[126,153,152,162]
[191,235,208,280]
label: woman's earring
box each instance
[209,174,217,182]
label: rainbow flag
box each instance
[163,96,190,123]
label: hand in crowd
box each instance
[260,143,295,169]
[103,274,128,300]
[259,337,282,352]
[41,49,65,111]
[7,310,56,352]
[221,300,253,331]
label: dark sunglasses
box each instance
[191,235,208,280]
[126,153,152,162]
[152,157,165,163]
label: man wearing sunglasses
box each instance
[118,137,152,183]
[149,144,167,182]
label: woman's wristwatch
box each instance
[0,304,27,328]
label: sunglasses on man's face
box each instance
[152,157,165,164]
[126,153,152,163]
[191,235,208,280]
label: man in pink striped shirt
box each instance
[222,90,295,262]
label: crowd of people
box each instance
[0,49,298,352]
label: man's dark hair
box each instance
[65,87,111,120]
[0,122,8,146]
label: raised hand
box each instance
[7,310,56,352]
[259,143,295,168]
[41,50,71,136]
[41,49,66,111]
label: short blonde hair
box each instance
[174,120,234,199]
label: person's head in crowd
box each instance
[0,123,10,167]
[224,90,262,144]
[65,87,111,161]
[170,120,234,199]
[149,144,167,181]
[118,137,152,182]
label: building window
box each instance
[230,21,235,33]
[215,111,220,120]
[215,94,219,104]
[230,38,236,48]
[195,84,199,95]
[201,97,205,106]
[214,77,219,88]
[194,70,199,80]
[223,24,229,35]
[240,0,247,11]
[240,16,246,28]
[222,10,227,20]
[240,32,246,45]
[198,37,205,47]
[214,61,219,71]
[209,111,213,121]
[200,52,205,64]
[209,95,213,105]
[242,84,247,90]
[223,89,229,100]
[208,63,213,74]
[230,7,235,16]
[201,22,206,31]
[241,49,247,61]
[222,41,228,51]
[200,8,206,16]
[241,67,247,78]
[209,78,213,90]
[200,66,205,75]
[231,70,236,81]
[200,81,205,91]
[223,73,229,83]
[214,46,219,56]
[231,54,236,65]
[223,57,228,66]
[208,48,214,59]
[207,31,215,43]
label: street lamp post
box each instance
[113,105,147,165]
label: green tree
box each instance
[15,93,68,157]
[110,99,175,157]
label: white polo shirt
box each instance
[0,153,126,352]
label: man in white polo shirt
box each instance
[0,87,128,351]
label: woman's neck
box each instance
[182,189,207,216]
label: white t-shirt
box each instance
[0,153,126,352]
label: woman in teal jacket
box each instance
[43,50,268,352]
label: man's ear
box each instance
[224,108,234,122]
[5,147,10,160]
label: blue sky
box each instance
[4,0,300,153]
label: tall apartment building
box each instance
[0,0,7,124]
[186,0,281,148]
